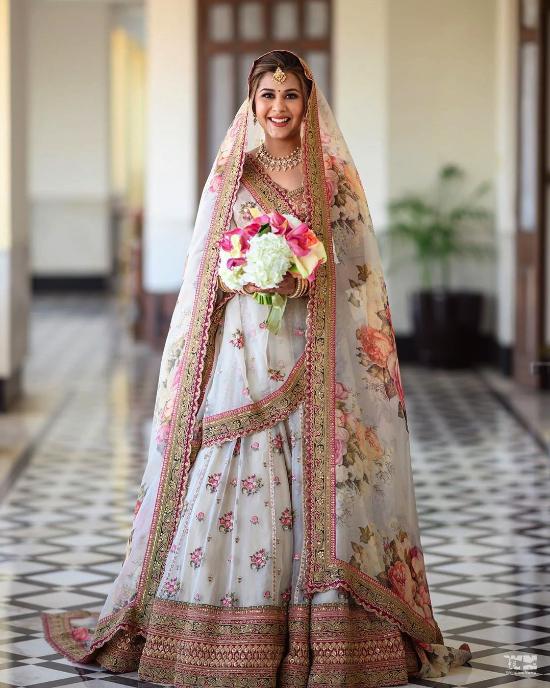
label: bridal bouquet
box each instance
[218,208,327,333]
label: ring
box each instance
[244,284,255,295]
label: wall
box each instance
[334,0,500,338]
[387,0,498,334]
[28,0,111,277]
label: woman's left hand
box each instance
[244,272,297,296]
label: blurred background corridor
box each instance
[1,1,550,686]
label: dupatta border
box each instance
[300,76,444,646]
[87,106,250,654]
[201,353,306,447]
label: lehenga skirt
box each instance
[44,405,423,687]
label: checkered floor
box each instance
[0,296,549,687]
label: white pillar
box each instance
[494,0,518,348]
[144,0,197,293]
[0,0,29,409]
[333,0,390,229]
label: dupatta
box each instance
[44,52,471,678]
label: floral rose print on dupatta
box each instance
[334,381,395,501]
[347,263,408,427]
[350,525,436,628]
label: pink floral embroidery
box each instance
[206,473,222,493]
[162,577,181,599]
[230,477,238,487]
[274,476,281,486]
[219,511,234,533]
[290,431,300,447]
[194,593,201,602]
[220,592,239,607]
[71,627,91,642]
[259,322,266,329]
[250,515,259,525]
[230,328,244,348]
[272,434,284,453]
[278,359,284,366]
[250,548,270,570]
[294,327,304,336]
[228,554,234,562]
[251,441,260,451]
[196,511,205,522]
[263,590,271,599]
[268,368,285,382]
[279,508,296,531]
[293,553,300,561]
[241,474,263,495]
[282,587,291,603]
[242,387,249,395]
[189,546,203,569]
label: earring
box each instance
[253,115,257,126]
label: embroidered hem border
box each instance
[202,354,306,447]
[138,599,412,687]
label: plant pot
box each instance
[411,290,483,368]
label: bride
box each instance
[43,50,472,686]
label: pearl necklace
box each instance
[256,142,302,172]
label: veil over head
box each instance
[44,51,471,680]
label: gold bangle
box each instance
[289,277,303,298]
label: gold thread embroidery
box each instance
[202,355,306,447]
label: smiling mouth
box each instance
[269,117,290,125]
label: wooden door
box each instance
[514,0,548,386]
[197,0,332,190]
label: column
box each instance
[494,0,519,372]
[142,0,197,346]
[0,0,29,411]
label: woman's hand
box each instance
[244,271,297,296]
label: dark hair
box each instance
[248,51,312,114]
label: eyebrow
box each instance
[259,87,300,93]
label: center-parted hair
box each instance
[248,51,313,114]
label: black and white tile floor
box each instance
[0,296,549,688]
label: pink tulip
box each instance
[285,222,318,257]
[266,211,289,235]
[227,257,246,270]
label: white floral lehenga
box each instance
[43,52,472,687]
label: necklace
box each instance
[256,141,302,172]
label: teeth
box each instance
[271,117,289,123]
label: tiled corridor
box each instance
[0,297,549,687]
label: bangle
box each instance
[289,276,309,298]
[218,275,246,295]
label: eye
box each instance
[285,93,299,99]
[262,93,274,98]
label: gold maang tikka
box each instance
[272,66,286,84]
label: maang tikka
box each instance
[272,66,286,84]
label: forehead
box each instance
[256,70,302,92]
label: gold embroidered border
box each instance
[138,599,288,685]
[42,610,100,664]
[202,354,306,447]
[298,67,444,647]
[138,600,411,687]
[87,105,250,655]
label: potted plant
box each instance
[380,165,495,368]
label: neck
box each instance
[264,133,301,157]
